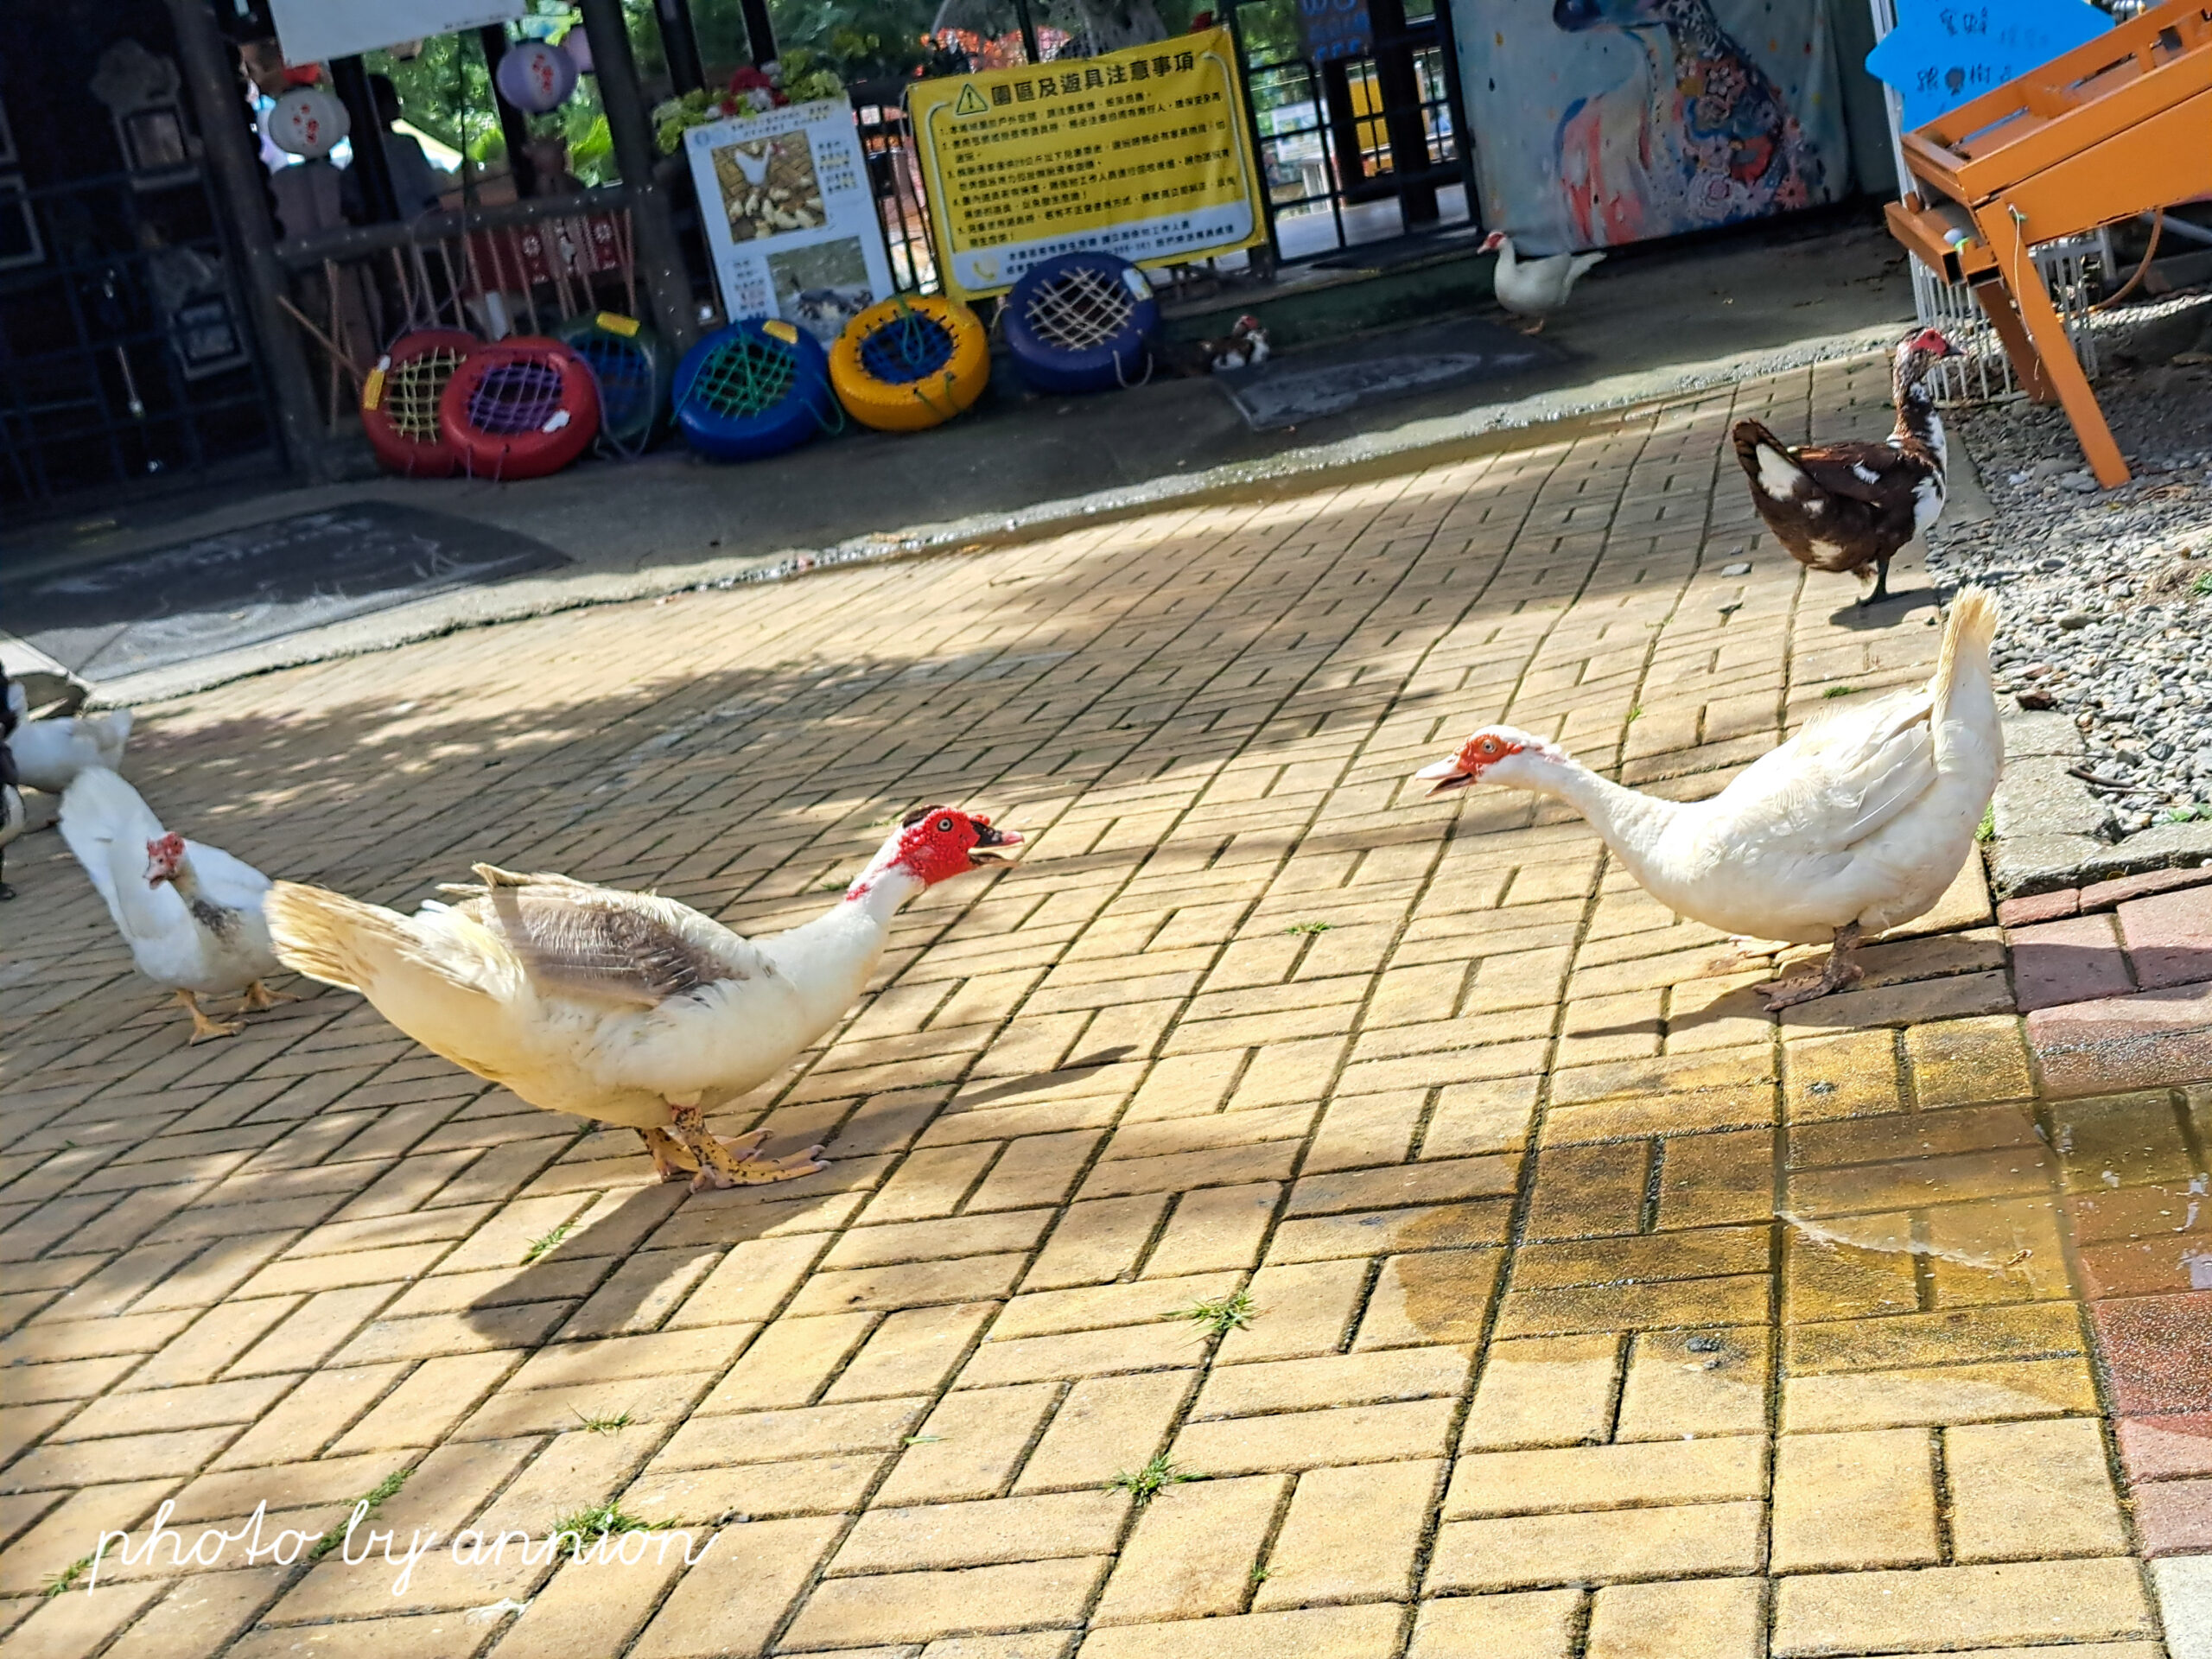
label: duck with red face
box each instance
[264,805,1026,1192]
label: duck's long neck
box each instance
[1519,760,1684,887]
[1892,369,1947,466]
[760,867,923,1040]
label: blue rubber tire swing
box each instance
[552,312,674,457]
[1002,252,1159,395]
[673,321,836,462]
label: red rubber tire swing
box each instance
[361,330,478,476]
[437,337,601,480]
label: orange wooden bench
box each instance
[1884,0,2212,486]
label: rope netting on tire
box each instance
[567,333,662,450]
[1020,264,1140,353]
[467,359,566,435]
[386,346,467,442]
[689,331,799,418]
[856,305,956,385]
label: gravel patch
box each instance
[1927,353,2212,840]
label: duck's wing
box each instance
[1789,441,1929,506]
[1716,690,1938,855]
[445,865,769,1008]
[186,840,274,909]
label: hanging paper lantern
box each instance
[561,29,594,74]
[495,41,578,113]
[262,86,349,159]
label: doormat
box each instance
[1,501,569,679]
[1215,316,1564,432]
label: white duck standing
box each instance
[1414,590,2001,1007]
[8,685,134,793]
[1481,230,1605,332]
[59,767,289,1040]
[264,805,1025,1191]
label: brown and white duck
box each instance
[1732,327,1960,604]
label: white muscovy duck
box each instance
[59,766,289,1040]
[263,805,1025,1192]
[1481,231,1605,333]
[1414,589,2001,1008]
[6,677,133,793]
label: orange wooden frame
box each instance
[1884,0,2212,486]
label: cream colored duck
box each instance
[1414,590,2001,1007]
[59,766,289,1040]
[265,806,1024,1191]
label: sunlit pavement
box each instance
[2,347,2207,1657]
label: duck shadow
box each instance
[1827,583,1951,630]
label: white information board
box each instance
[270,0,527,67]
[683,100,895,346]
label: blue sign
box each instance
[1866,0,2113,134]
[1298,0,1372,64]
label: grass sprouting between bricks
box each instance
[1822,684,1859,699]
[571,1408,634,1433]
[522,1220,575,1264]
[1106,1454,1204,1505]
[1976,804,1996,842]
[41,1554,92,1598]
[309,1467,410,1561]
[1166,1287,1255,1338]
[550,1501,669,1542]
[1284,921,1333,937]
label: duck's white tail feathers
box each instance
[1930,587,1999,732]
[266,880,516,1005]
[58,766,162,915]
[264,882,409,993]
[1569,251,1606,282]
[92,709,133,769]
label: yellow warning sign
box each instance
[908,28,1264,301]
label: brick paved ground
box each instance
[2,353,2206,1658]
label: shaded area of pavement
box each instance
[1,214,1911,702]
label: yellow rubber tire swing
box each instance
[830,296,990,432]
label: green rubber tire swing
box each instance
[550,311,675,458]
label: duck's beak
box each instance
[968,822,1025,865]
[1415,757,1473,797]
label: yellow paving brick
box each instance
[785,1252,1027,1316]
[631,1516,843,1657]
[1783,1029,1904,1122]
[874,1382,1061,1504]
[1427,1500,1766,1592]
[1407,1590,1579,1659]
[1445,1436,1765,1517]
[1212,1259,1366,1363]
[1944,1418,2129,1560]
[958,1321,1200,1388]
[826,1302,1002,1401]
[702,1314,874,1411]
[1022,1197,1169,1291]
[1421,1077,1540,1159]
[1090,1472,1286,1625]
[655,1398,927,1471]
[1083,1604,1403,1659]
[1460,1334,1620,1451]
[998,1272,1243,1341]
[624,1452,886,1523]
[1770,1428,1939,1572]
[1143,1183,1280,1278]
[1198,1349,1468,1419]
[329,1351,522,1453]
[830,1491,1128,1573]
[1586,1577,1764,1659]
[1357,1248,1503,1348]
[1015,1370,1197,1493]
[1781,1356,2099,1431]
[1255,1458,1439,1608]
[1173,1398,1454,1475]
[1613,1327,1769,1440]
[781,1556,1109,1650]
[1770,1559,2154,1656]
[490,1552,688,1659]
[1905,1014,2033,1107]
